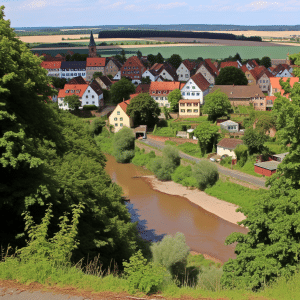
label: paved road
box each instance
[142,138,267,188]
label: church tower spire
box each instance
[88,31,97,57]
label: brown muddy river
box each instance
[105,154,248,263]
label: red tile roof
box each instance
[119,99,131,114]
[190,73,210,91]
[136,84,150,94]
[150,63,164,73]
[266,96,277,102]
[86,57,106,67]
[129,93,140,100]
[205,59,219,75]
[217,138,243,150]
[149,81,182,96]
[68,76,87,85]
[182,59,196,71]
[220,61,239,69]
[58,84,88,98]
[270,77,299,97]
[179,99,200,103]
[241,65,248,73]
[41,61,62,69]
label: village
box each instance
[38,31,296,179]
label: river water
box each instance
[105,154,248,263]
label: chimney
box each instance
[123,98,125,102]
[233,84,234,87]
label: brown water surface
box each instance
[105,154,248,263]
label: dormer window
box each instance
[76,90,80,93]
[158,91,161,94]
[152,91,155,94]
[66,90,69,93]
[88,90,90,93]
[71,90,74,93]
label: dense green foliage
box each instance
[167,54,182,69]
[171,165,198,187]
[83,104,98,110]
[215,66,248,85]
[126,93,160,127]
[0,8,140,270]
[260,56,272,68]
[64,94,81,110]
[113,127,135,163]
[234,144,248,167]
[109,77,136,104]
[50,77,67,89]
[193,122,219,156]
[243,127,267,154]
[131,147,156,167]
[192,161,219,190]
[203,89,232,122]
[167,89,181,112]
[90,118,106,136]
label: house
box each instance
[219,61,241,70]
[68,76,87,85]
[220,120,239,132]
[150,63,164,74]
[269,77,299,97]
[217,138,244,159]
[40,61,61,77]
[149,81,183,107]
[95,76,113,90]
[60,61,86,80]
[136,84,150,94]
[254,161,280,177]
[142,69,159,82]
[266,96,276,111]
[176,60,197,81]
[86,57,106,81]
[211,85,266,110]
[158,64,178,81]
[273,64,293,77]
[245,59,259,70]
[113,70,121,80]
[178,99,200,118]
[105,58,122,77]
[57,83,89,110]
[195,59,219,85]
[180,73,210,105]
[81,80,104,108]
[109,99,133,132]
[271,56,291,67]
[120,56,146,84]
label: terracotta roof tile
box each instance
[58,84,88,98]
[220,61,239,69]
[179,99,200,103]
[149,81,181,95]
[217,138,243,150]
[86,57,106,67]
[119,99,131,114]
[68,76,87,85]
[190,73,210,91]
[41,61,62,69]
[136,84,150,93]
[182,59,197,71]
[241,65,248,73]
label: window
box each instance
[115,123,118,127]
[187,103,192,107]
[92,95,94,98]
[66,73,70,76]
[163,72,166,75]
[92,101,95,104]
[160,97,163,100]
[120,117,123,121]
[180,103,185,106]
[193,109,198,113]
[192,93,195,96]
[62,73,65,76]
[152,91,155,94]
[86,101,88,104]
[196,93,200,96]
[187,109,192,113]
[74,73,77,76]
[181,109,185,113]
[165,97,168,100]
[86,95,88,98]
[114,117,117,121]
[186,86,189,89]
[181,74,183,77]
[71,90,74,93]
[120,123,123,127]
[193,103,198,106]
[124,67,127,69]
[66,90,69,93]
[70,73,73,76]
[117,111,120,115]
[182,92,185,95]
[123,71,125,74]
[192,86,195,89]
[260,103,263,106]
[187,92,190,96]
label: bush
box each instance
[197,265,224,292]
[171,165,198,187]
[150,157,175,181]
[220,156,232,166]
[151,232,190,274]
[113,127,135,163]
[234,144,248,167]
[163,145,180,167]
[90,118,106,136]
[83,105,98,111]
[131,148,156,167]
[192,160,219,190]
[123,250,165,294]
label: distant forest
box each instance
[14,24,300,36]
[97,30,262,41]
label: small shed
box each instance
[134,125,147,139]
[220,120,239,133]
[269,152,288,162]
[254,161,280,177]
[217,138,243,159]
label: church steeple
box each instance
[88,31,97,57]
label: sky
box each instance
[2,0,300,28]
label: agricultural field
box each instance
[31,45,300,59]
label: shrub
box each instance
[113,127,135,163]
[234,144,248,167]
[90,118,106,136]
[163,145,180,167]
[171,165,198,187]
[131,148,156,167]
[150,157,175,181]
[151,232,190,274]
[220,156,232,166]
[83,105,98,111]
[192,160,219,190]
[123,250,165,294]
[197,265,224,292]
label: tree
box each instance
[167,54,182,70]
[92,72,103,79]
[50,77,67,89]
[63,94,81,110]
[120,49,126,63]
[234,144,248,167]
[233,52,242,62]
[69,53,88,61]
[136,50,142,59]
[126,93,160,127]
[110,77,136,104]
[141,76,151,84]
[167,89,181,112]
[192,160,219,190]
[113,126,135,163]
[215,66,248,85]
[260,56,271,69]
[90,118,106,136]
[203,89,231,122]
[193,122,219,156]
[147,54,156,66]
[155,52,164,64]
[242,127,266,154]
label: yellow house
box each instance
[109,100,134,132]
[178,99,200,118]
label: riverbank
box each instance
[142,175,246,226]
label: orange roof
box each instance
[270,77,299,90]
[182,59,196,71]
[190,73,210,91]
[241,65,248,73]
[41,61,62,69]
[266,96,277,102]
[220,61,239,69]
[123,56,144,68]
[129,93,140,99]
[118,99,131,114]
[205,59,219,75]
[149,81,181,93]
[58,84,88,98]
[86,57,106,67]
[179,99,200,103]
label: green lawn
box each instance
[265,141,289,154]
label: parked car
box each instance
[210,157,216,162]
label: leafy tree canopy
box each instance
[260,56,271,69]
[110,77,136,104]
[167,54,182,70]
[92,71,103,79]
[113,126,135,163]
[141,76,151,84]
[136,50,142,59]
[50,77,67,89]
[63,94,81,110]
[215,66,248,85]
[155,52,164,64]
[167,89,181,112]
[126,93,160,127]
[147,54,156,66]
[242,127,266,154]
[203,89,231,122]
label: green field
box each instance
[31,45,300,59]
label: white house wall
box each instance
[176,63,190,81]
[180,79,208,105]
